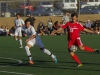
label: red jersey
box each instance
[62,21,84,41]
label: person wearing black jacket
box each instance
[27,15,35,27]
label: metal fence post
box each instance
[0,1,1,17]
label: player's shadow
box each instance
[0,61,29,66]
[0,61,100,72]
[30,64,100,72]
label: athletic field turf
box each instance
[0,35,100,75]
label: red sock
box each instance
[71,54,81,64]
[84,46,94,52]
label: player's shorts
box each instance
[27,35,44,48]
[14,27,22,36]
[68,37,83,48]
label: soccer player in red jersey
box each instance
[57,13,99,67]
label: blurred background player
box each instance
[14,13,25,48]
[58,13,99,67]
[23,19,57,65]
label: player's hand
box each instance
[24,34,27,37]
[19,25,21,27]
[25,39,30,42]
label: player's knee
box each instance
[25,46,29,50]
[18,38,22,40]
[14,36,18,41]
[79,46,84,50]
[68,50,75,56]
[40,47,45,51]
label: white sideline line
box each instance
[0,57,22,65]
[0,66,7,67]
[0,71,34,75]
[0,57,34,75]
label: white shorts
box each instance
[14,27,22,36]
[27,35,44,48]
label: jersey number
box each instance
[70,28,74,32]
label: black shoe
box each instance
[94,49,99,53]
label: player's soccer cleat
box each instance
[94,49,99,53]
[19,46,23,48]
[28,60,34,65]
[77,64,82,67]
[52,56,58,64]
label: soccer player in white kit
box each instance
[14,13,24,48]
[23,19,57,65]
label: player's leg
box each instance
[25,41,34,64]
[14,28,18,41]
[14,35,18,40]
[18,29,23,48]
[18,36,23,48]
[40,47,57,63]
[76,37,99,53]
[68,50,82,67]
[35,37,57,63]
[68,42,82,67]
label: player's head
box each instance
[16,13,20,19]
[25,19,31,28]
[71,13,78,21]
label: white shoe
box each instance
[19,46,23,48]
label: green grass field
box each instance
[0,35,100,75]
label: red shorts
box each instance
[68,37,83,48]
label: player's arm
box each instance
[23,32,27,37]
[21,19,25,26]
[14,20,16,28]
[57,23,68,32]
[83,28,99,34]
[25,34,36,42]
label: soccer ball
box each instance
[70,45,77,52]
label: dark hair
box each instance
[16,13,20,16]
[54,21,58,25]
[25,19,31,24]
[71,13,78,18]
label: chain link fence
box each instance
[0,0,62,17]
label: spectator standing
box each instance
[59,22,65,35]
[62,12,70,35]
[27,15,35,27]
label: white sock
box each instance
[19,39,22,46]
[25,46,32,60]
[42,49,55,59]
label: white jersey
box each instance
[14,18,24,36]
[14,18,24,27]
[24,26,36,38]
[24,25,44,48]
